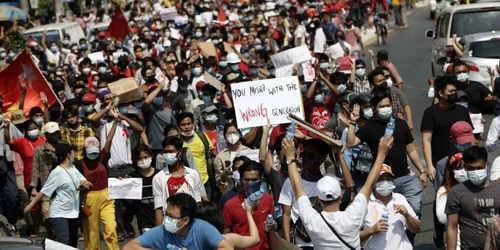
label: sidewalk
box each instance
[361,0,429,44]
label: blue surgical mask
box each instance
[192,67,202,76]
[300,84,308,93]
[337,84,347,94]
[250,68,259,75]
[456,142,472,152]
[206,68,215,74]
[231,64,240,72]
[62,40,70,46]
[320,62,329,70]
[453,169,468,183]
[119,106,129,114]
[219,61,228,68]
[50,46,59,53]
[456,102,468,109]
[33,117,44,126]
[375,180,395,196]
[98,67,107,74]
[243,180,262,196]
[86,153,99,160]
[314,94,325,104]
[467,169,487,186]
[355,68,366,78]
[153,97,164,106]
[202,95,212,103]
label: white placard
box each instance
[231,76,305,129]
[156,71,167,83]
[230,149,260,163]
[270,46,312,69]
[88,52,105,64]
[160,7,178,21]
[470,113,484,134]
[170,28,181,40]
[275,65,294,78]
[302,62,315,82]
[108,178,143,200]
[45,239,78,250]
[200,12,213,24]
[112,51,128,63]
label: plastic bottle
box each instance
[265,214,274,231]
[286,121,296,140]
[243,189,265,208]
[384,117,395,137]
[167,244,182,250]
[381,208,389,221]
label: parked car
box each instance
[460,32,500,89]
[24,22,85,46]
[425,3,500,77]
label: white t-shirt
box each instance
[98,120,132,167]
[362,192,417,250]
[41,165,86,219]
[314,28,326,54]
[278,178,318,247]
[294,25,307,46]
[297,193,367,250]
[435,186,461,249]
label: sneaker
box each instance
[433,231,444,248]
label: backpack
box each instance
[293,197,322,243]
[352,143,373,174]
[195,131,219,201]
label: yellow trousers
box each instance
[82,188,119,250]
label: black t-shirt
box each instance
[457,81,492,114]
[420,104,472,166]
[356,118,413,176]
[127,169,159,229]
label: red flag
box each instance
[106,8,132,40]
[218,6,226,22]
[0,51,59,115]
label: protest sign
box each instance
[302,62,315,82]
[204,72,223,90]
[112,51,128,63]
[287,114,342,147]
[108,178,143,200]
[88,52,105,64]
[230,149,260,163]
[46,239,78,250]
[160,7,178,21]
[198,42,217,57]
[231,76,304,129]
[470,113,484,134]
[169,28,181,40]
[224,42,235,53]
[200,11,214,24]
[270,46,313,69]
[275,64,294,78]
[107,77,142,103]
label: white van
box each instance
[24,22,85,46]
[425,3,500,76]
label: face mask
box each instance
[86,153,99,160]
[377,107,392,121]
[456,73,469,83]
[137,158,152,169]
[230,64,240,72]
[165,31,171,37]
[206,68,215,74]
[80,44,88,51]
[362,107,373,120]
[33,117,44,126]
[181,130,195,137]
[98,88,109,93]
[163,153,179,165]
[8,53,15,58]
[242,52,250,58]
[456,102,468,109]
[205,114,218,124]
[27,129,40,139]
[195,32,203,38]
[337,84,346,94]
[243,180,262,196]
[153,97,164,106]
[47,66,56,72]
[375,180,395,196]
[0,52,6,58]
[467,169,487,186]
[386,77,393,87]
[232,171,240,185]
[445,93,457,104]
[119,106,129,114]
[83,105,94,113]
[301,165,323,182]
[255,45,262,51]
[456,142,472,152]
[202,95,213,103]
[300,84,308,93]
[192,67,202,76]
[319,62,329,70]
[226,133,240,144]
[50,46,59,53]
[453,169,468,183]
[98,67,107,74]
[376,81,388,92]
[355,68,366,77]
[163,215,185,233]
[314,94,325,104]
[62,40,70,46]
[82,68,91,74]
[250,68,259,75]
[219,61,228,68]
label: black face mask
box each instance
[376,81,388,92]
[146,77,156,83]
[45,133,61,144]
[446,93,457,104]
[313,21,321,28]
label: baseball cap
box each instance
[380,164,394,176]
[316,175,341,201]
[196,81,207,89]
[201,103,217,114]
[456,90,468,100]
[45,122,60,134]
[82,93,97,103]
[84,137,100,154]
[450,121,475,145]
[11,110,26,125]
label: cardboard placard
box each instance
[160,7,178,21]
[223,42,235,53]
[198,42,217,57]
[287,114,342,147]
[231,76,305,129]
[107,77,142,103]
[88,52,105,64]
[270,46,313,69]
[203,72,223,90]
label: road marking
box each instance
[365,29,395,46]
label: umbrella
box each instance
[0,6,27,21]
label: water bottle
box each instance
[265,214,274,231]
[286,122,296,140]
[167,244,182,250]
[243,189,265,208]
[384,117,395,137]
[381,208,389,221]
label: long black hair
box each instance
[196,201,224,233]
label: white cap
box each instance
[45,122,60,134]
[226,52,241,64]
[316,176,341,201]
[84,137,100,154]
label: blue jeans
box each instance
[51,217,79,247]
[393,174,423,245]
[0,160,19,225]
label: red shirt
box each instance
[222,193,274,250]
[11,137,45,188]
[112,66,135,78]
[269,124,309,150]
[167,175,187,196]
[307,104,331,131]
[81,149,110,191]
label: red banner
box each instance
[106,8,132,40]
[0,51,59,116]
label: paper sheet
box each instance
[108,178,143,200]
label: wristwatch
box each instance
[286,159,299,165]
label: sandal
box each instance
[117,235,125,242]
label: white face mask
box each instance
[27,129,40,139]
[377,107,393,121]
[467,169,487,186]
[456,72,469,83]
[386,77,393,87]
[137,158,152,169]
[375,180,395,196]
[163,153,179,165]
[232,171,240,185]
[163,215,186,233]
[453,169,468,183]
[226,133,240,145]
